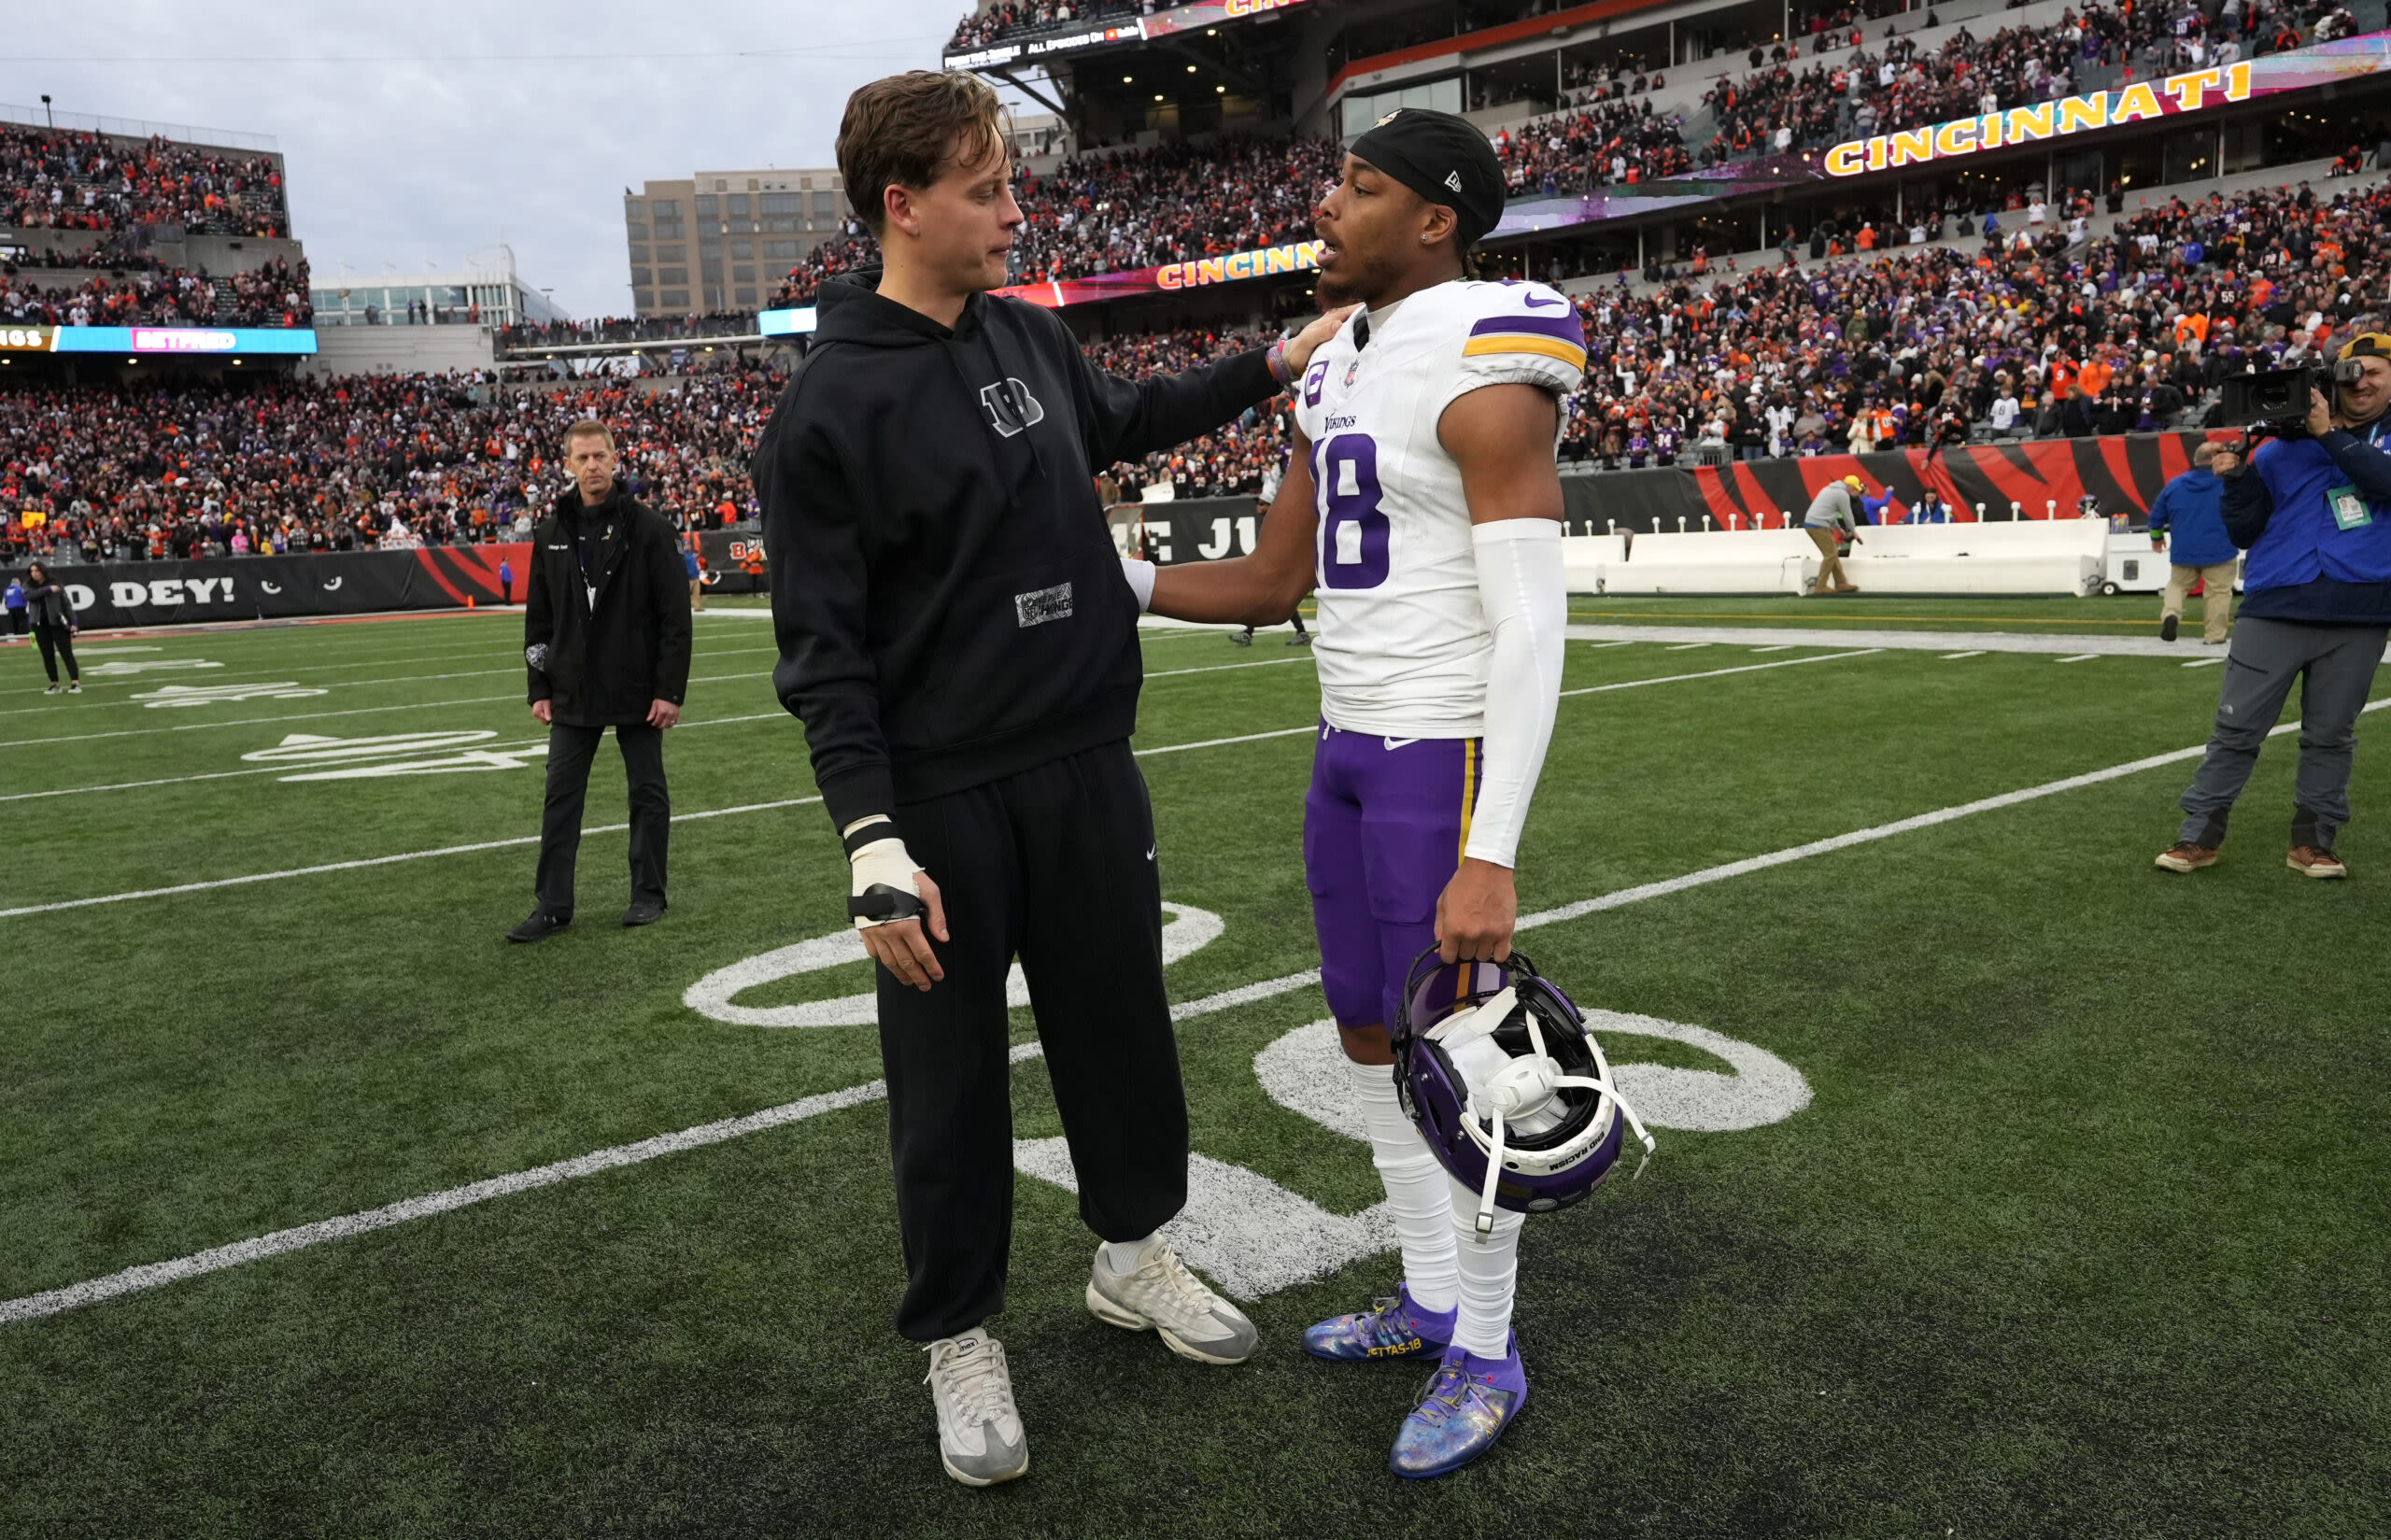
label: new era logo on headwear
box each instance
[1445,171,1464,192]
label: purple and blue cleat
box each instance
[1388,1333,1528,1479]
[1302,1283,1453,1363]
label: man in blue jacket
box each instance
[2146,441,2240,643]
[2156,335,2391,879]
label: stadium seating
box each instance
[0,257,309,328]
[0,123,290,237]
[0,368,776,566]
[1061,172,2390,491]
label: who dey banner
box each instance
[30,544,526,629]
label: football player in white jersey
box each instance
[1119,109,1581,1477]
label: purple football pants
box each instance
[1304,722,1482,1031]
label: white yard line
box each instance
[1145,656,1315,680]
[15,698,2376,1329]
[2055,654,2101,664]
[0,646,780,713]
[2184,657,2226,668]
[1561,649,1877,699]
[1942,651,1987,660]
[0,797,824,919]
[0,654,1872,807]
[1560,623,2380,661]
[0,668,779,750]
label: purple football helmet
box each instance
[1393,948,1654,1237]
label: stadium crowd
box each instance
[771,135,1346,302]
[1493,0,2351,191]
[0,256,310,329]
[1,123,290,237]
[0,366,776,564]
[497,312,761,350]
[947,0,1137,50]
[1070,174,2391,489]
[1493,101,1694,194]
[5,168,2383,567]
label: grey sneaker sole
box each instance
[1084,1279,1253,1365]
[941,1443,1028,1487]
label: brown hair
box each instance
[837,71,1008,237]
[563,418,614,452]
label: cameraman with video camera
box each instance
[2156,334,2391,880]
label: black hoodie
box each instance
[757,276,1277,831]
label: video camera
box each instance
[2219,359,2367,431]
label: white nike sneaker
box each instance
[1086,1240,1258,1364]
[923,1332,1028,1486]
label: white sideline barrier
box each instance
[1841,520,2107,595]
[1561,521,2110,596]
[1598,530,1818,596]
[1562,533,1627,594]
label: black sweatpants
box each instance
[34,625,78,684]
[534,720,669,915]
[878,739,1187,1342]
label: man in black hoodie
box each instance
[509,419,693,942]
[756,71,1347,1487]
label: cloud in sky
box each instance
[2,0,982,316]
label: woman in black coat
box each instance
[21,561,80,695]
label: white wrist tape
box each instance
[1464,519,1565,869]
[843,816,925,929]
[1121,556,1156,613]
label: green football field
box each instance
[1,604,2384,1538]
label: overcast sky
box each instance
[5,0,1001,318]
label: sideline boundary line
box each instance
[11,691,2372,1328]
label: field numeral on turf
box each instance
[683,916,1809,1301]
[682,903,1226,1027]
[241,730,549,781]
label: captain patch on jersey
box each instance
[1290,280,1586,739]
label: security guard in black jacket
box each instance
[510,419,694,941]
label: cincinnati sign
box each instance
[1154,239,1325,290]
[1826,62,2254,176]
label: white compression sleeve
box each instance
[1348,1056,1460,1313]
[1464,519,1567,869]
[1121,557,1156,613]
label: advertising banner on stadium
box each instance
[46,325,320,356]
[1115,439,2219,549]
[1555,432,2225,532]
[21,544,526,629]
[696,530,771,593]
[946,0,1310,66]
[992,238,1324,308]
[0,325,54,352]
[1486,31,2391,242]
[1120,497,1265,565]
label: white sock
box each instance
[1446,1174,1524,1359]
[1348,1056,1460,1314]
[1102,1235,1154,1274]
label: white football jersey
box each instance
[1291,279,1585,736]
